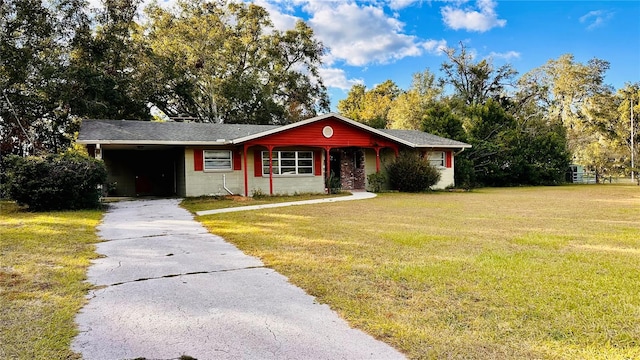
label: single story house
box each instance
[77,113,471,197]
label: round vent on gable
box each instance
[322,125,334,138]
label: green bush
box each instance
[366,172,386,192]
[325,170,341,194]
[2,152,107,211]
[386,152,441,192]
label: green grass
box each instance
[0,201,103,360]
[180,192,348,213]
[184,185,640,359]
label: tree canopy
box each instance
[0,0,329,156]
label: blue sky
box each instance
[259,0,639,110]
[92,0,640,110]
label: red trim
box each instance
[254,150,262,177]
[243,145,249,196]
[194,149,203,171]
[268,146,274,195]
[233,149,241,170]
[314,150,322,176]
[445,151,452,168]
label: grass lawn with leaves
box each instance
[184,185,640,359]
[0,202,102,359]
[181,192,347,213]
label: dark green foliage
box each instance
[503,120,571,185]
[386,152,441,192]
[325,170,341,194]
[460,100,571,187]
[2,153,107,211]
[366,172,386,192]
[421,102,467,142]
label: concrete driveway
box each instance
[73,199,404,360]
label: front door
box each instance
[330,148,365,190]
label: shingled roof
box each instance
[380,129,470,148]
[77,115,471,149]
[78,120,278,145]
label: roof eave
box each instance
[413,144,472,149]
[76,140,233,146]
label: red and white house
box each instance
[77,113,471,197]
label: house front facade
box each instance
[77,113,471,197]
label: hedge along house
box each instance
[77,113,471,197]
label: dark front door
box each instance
[329,148,365,190]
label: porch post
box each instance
[375,146,381,173]
[324,146,332,179]
[268,145,274,195]
[243,144,249,197]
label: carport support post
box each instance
[95,143,102,160]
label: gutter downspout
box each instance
[223,174,234,195]
[454,148,466,156]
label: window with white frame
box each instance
[262,151,313,175]
[427,151,445,168]
[204,150,232,171]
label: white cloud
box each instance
[441,0,506,32]
[423,39,448,55]
[388,0,422,11]
[318,67,363,90]
[579,10,614,30]
[254,0,299,31]
[488,50,520,60]
[302,2,442,66]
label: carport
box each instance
[88,144,185,197]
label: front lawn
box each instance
[181,192,347,213]
[0,202,102,359]
[186,185,640,359]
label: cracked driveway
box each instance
[72,199,404,360]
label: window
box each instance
[204,150,232,171]
[428,151,445,168]
[262,151,313,175]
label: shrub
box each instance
[2,152,107,211]
[366,172,386,192]
[325,170,341,194]
[386,152,441,192]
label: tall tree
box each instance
[387,69,443,130]
[420,99,466,141]
[440,43,517,106]
[1,0,90,155]
[519,54,612,167]
[68,0,153,120]
[144,0,328,124]
[337,80,400,128]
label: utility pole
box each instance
[632,98,635,183]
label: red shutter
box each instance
[194,149,203,171]
[314,150,322,176]
[445,151,452,168]
[254,150,263,177]
[233,150,242,170]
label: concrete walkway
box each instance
[196,191,377,216]
[73,197,403,360]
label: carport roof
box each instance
[77,115,471,149]
[78,119,279,145]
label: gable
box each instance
[240,117,400,148]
